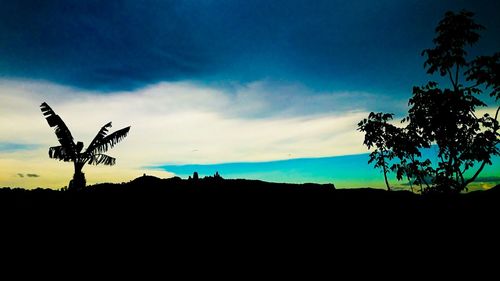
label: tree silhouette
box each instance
[358,113,401,191]
[359,10,499,193]
[40,102,130,191]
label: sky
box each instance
[1,0,499,189]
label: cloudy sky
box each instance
[1,0,499,188]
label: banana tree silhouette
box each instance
[40,102,130,191]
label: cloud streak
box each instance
[16,173,40,178]
[1,78,498,188]
[0,79,377,161]
[0,78,387,187]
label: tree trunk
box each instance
[383,164,391,191]
[69,162,86,191]
[407,176,414,193]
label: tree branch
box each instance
[456,160,465,186]
[470,110,478,121]
[447,68,457,90]
[465,81,481,91]
[465,106,500,188]
[421,172,431,190]
[464,161,487,187]
[410,155,430,190]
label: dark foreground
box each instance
[2,175,499,218]
[2,175,499,264]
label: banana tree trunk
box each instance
[69,161,86,191]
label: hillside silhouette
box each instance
[3,174,499,256]
[2,174,499,218]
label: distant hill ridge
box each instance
[1,174,499,214]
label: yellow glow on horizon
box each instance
[0,149,173,189]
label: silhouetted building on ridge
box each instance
[187,171,223,181]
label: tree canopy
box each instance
[359,10,500,193]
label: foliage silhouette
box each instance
[40,102,130,191]
[357,113,400,191]
[359,10,500,193]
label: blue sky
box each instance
[1,0,499,93]
[0,0,499,188]
[158,150,500,189]
[0,142,38,152]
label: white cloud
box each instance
[0,78,390,187]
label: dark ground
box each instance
[2,175,499,219]
[1,175,498,269]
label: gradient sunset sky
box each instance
[1,0,499,189]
